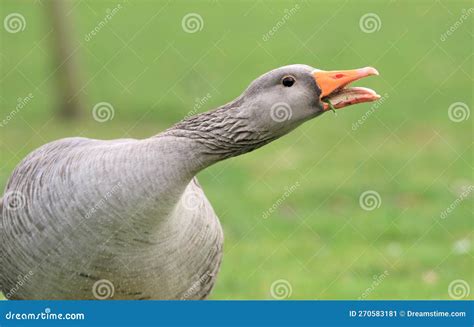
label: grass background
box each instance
[0,0,472,299]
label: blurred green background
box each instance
[0,0,472,299]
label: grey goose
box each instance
[0,64,379,299]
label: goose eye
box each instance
[281,76,295,87]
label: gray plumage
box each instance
[0,65,325,299]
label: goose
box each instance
[0,64,379,300]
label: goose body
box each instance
[1,136,223,299]
[0,65,379,299]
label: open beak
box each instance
[313,67,380,110]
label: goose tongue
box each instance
[312,67,380,110]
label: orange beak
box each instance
[312,67,380,110]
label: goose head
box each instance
[168,64,380,163]
[234,64,381,138]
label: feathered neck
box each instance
[159,97,277,168]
